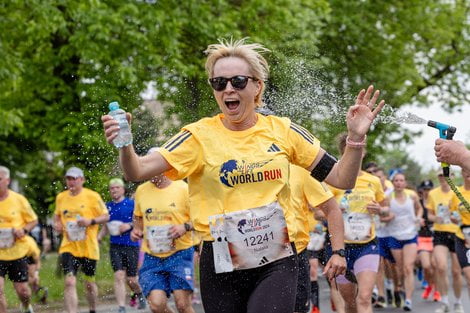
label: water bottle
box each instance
[108,101,133,148]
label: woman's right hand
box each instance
[101,113,132,145]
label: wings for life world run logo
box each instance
[219,159,281,188]
[237,215,270,235]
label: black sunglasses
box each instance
[208,75,257,91]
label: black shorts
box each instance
[26,256,36,265]
[110,244,139,276]
[433,231,456,253]
[61,252,97,277]
[455,237,470,269]
[199,241,298,313]
[295,249,311,313]
[0,257,29,282]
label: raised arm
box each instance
[102,114,172,181]
[307,86,385,189]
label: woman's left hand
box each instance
[346,85,385,140]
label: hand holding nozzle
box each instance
[428,120,457,177]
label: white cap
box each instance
[65,167,84,178]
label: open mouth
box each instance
[224,100,240,111]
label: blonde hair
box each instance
[0,166,10,179]
[204,38,270,107]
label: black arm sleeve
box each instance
[310,152,337,182]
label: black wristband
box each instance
[91,219,96,225]
[310,152,337,182]
[23,228,29,235]
[184,223,192,232]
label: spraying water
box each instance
[264,60,428,127]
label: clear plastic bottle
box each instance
[108,101,133,148]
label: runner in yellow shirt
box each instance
[53,167,109,313]
[427,172,463,313]
[102,38,385,313]
[328,134,388,313]
[132,165,195,313]
[24,236,48,305]
[0,166,38,313]
[449,168,470,313]
[290,164,345,313]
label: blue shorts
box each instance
[389,236,418,250]
[343,240,379,271]
[139,247,194,297]
[378,237,395,263]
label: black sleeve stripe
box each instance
[290,123,315,145]
[291,123,316,143]
[166,132,192,152]
[162,131,190,150]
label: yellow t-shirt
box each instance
[25,235,40,261]
[449,186,470,240]
[329,172,384,244]
[160,113,321,241]
[427,187,458,234]
[134,180,193,257]
[54,188,108,260]
[290,165,333,253]
[0,190,38,261]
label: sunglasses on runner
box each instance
[208,75,257,91]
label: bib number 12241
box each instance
[243,231,274,247]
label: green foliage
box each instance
[0,0,468,217]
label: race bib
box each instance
[462,226,470,248]
[107,221,123,236]
[223,201,293,271]
[344,212,372,242]
[146,225,174,254]
[0,228,14,249]
[307,232,325,251]
[437,204,451,224]
[66,221,86,242]
[209,215,233,274]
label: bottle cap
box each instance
[109,101,120,111]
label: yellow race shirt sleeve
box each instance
[134,181,193,257]
[0,191,38,261]
[160,129,203,181]
[287,122,321,169]
[25,236,40,261]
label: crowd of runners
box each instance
[1,38,469,313]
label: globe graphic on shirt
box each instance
[219,160,238,187]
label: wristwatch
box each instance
[184,223,192,232]
[332,249,346,257]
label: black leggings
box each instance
[200,241,298,313]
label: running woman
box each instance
[428,172,463,313]
[328,134,387,313]
[386,173,423,311]
[417,180,440,302]
[102,38,385,313]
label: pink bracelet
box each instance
[346,135,367,148]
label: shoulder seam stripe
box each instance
[291,123,316,143]
[162,131,190,150]
[290,124,314,145]
[167,132,192,152]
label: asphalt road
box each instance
[9,272,469,313]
